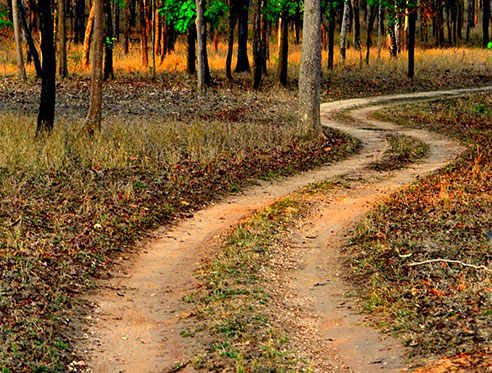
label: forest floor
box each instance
[74,87,492,372]
[1,45,492,371]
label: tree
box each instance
[83,4,96,68]
[235,0,250,71]
[18,3,43,77]
[75,0,85,43]
[58,0,68,78]
[11,0,26,80]
[483,0,490,47]
[84,0,104,135]
[252,0,263,88]
[37,0,57,134]
[340,0,349,63]
[299,0,322,136]
[408,1,417,78]
[196,0,210,87]
[225,0,237,79]
[104,0,114,79]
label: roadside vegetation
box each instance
[348,93,492,368]
[370,134,429,171]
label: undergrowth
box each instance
[348,93,492,366]
[0,108,358,371]
[370,134,429,171]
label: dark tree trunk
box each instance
[115,0,120,40]
[235,0,250,72]
[466,0,474,41]
[37,0,56,133]
[253,0,262,88]
[408,6,416,78]
[19,4,43,78]
[130,0,136,27]
[483,0,490,47]
[261,9,268,74]
[352,0,361,49]
[328,17,335,69]
[75,0,85,43]
[58,0,68,77]
[366,4,376,64]
[226,0,236,79]
[104,0,114,79]
[187,23,197,74]
[276,15,288,85]
[124,0,130,53]
[140,0,148,66]
[294,7,301,44]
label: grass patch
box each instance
[347,93,492,363]
[0,97,358,370]
[186,197,311,371]
[370,134,429,171]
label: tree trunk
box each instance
[466,0,474,41]
[124,0,130,53]
[141,0,148,66]
[261,9,268,74]
[366,4,376,64]
[276,15,288,85]
[84,0,104,135]
[235,0,250,72]
[12,0,26,80]
[340,0,349,63]
[328,12,335,69]
[187,23,197,74]
[483,0,490,47]
[151,0,156,78]
[104,0,114,79]
[37,0,56,134]
[352,0,361,50]
[226,0,236,79]
[299,0,322,136]
[19,3,43,77]
[196,0,210,88]
[83,3,95,68]
[377,3,382,61]
[408,5,416,78]
[58,0,68,77]
[252,0,262,88]
[75,0,85,43]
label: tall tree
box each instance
[365,3,377,64]
[252,0,263,88]
[235,0,250,71]
[340,0,349,62]
[226,0,237,79]
[277,15,289,84]
[12,0,26,80]
[352,0,361,49]
[196,0,210,87]
[58,0,68,77]
[483,0,490,47]
[141,0,149,66]
[104,0,114,79]
[408,2,417,78]
[83,3,96,68]
[75,0,85,43]
[19,3,43,77]
[37,0,56,134]
[299,0,322,136]
[84,0,104,135]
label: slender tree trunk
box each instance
[276,15,289,85]
[466,0,473,41]
[75,0,85,43]
[328,12,335,69]
[366,4,376,64]
[340,0,350,63]
[377,3,382,61]
[235,0,250,72]
[261,9,268,74]
[141,0,148,66]
[299,0,322,136]
[352,0,361,49]
[104,0,114,79]
[408,5,416,78]
[12,0,26,80]
[253,0,262,88]
[483,0,490,47]
[19,3,43,77]
[83,3,95,68]
[151,0,156,78]
[58,0,68,77]
[187,23,197,74]
[226,0,236,79]
[37,0,56,134]
[84,0,104,135]
[196,0,210,88]
[124,0,130,53]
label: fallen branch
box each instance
[407,259,492,273]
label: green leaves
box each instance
[0,11,12,30]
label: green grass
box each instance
[370,134,430,171]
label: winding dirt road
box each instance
[77,87,492,372]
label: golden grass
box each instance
[1,34,491,80]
